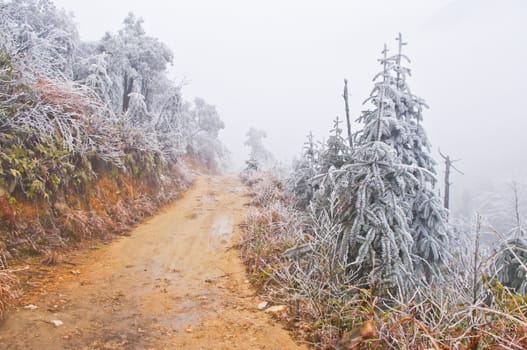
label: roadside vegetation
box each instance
[239,36,527,349]
[0,0,226,316]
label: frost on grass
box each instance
[0,0,228,315]
[239,35,527,349]
[0,0,227,231]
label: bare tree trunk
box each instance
[471,213,481,350]
[376,44,388,141]
[512,181,524,236]
[472,213,481,305]
[122,72,128,112]
[343,79,352,149]
[142,79,150,111]
[439,150,463,213]
[444,155,451,210]
[122,72,134,113]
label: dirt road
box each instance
[0,176,307,350]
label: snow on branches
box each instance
[0,2,227,205]
[287,34,450,297]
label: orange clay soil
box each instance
[0,176,307,350]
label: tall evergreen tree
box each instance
[325,36,451,294]
[354,35,450,280]
[310,117,351,215]
[388,33,450,278]
[332,44,419,295]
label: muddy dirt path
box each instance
[0,176,307,350]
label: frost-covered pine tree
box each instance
[319,116,350,173]
[493,181,527,293]
[289,132,320,208]
[354,35,450,280]
[307,117,352,213]
[389,34,450,278]
[356,34,436,173]
[411,189,450,278]
[337,142,418,295]
[331,44,420,296]
[494,237,527,293]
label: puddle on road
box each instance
[209,214,234,247]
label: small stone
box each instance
[24,304,38,310]
[185,327,193,333]
[50,319,64,327]
[70,270,81,275]
[264,305,287,314]
[257,301,268,310]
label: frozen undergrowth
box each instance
[239,34,527,349]
[0,0,227,317]
[240,173,527,349]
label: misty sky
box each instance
[54,0,526,213]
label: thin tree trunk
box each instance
[444,156,451,210]
[512,181,524,236]
[376,44,388,141]
[122,72,134,113]
[142,79,150,111]
[343,79,353,149]
[472,213,481,305]
[122,72,128,112]
[439,150,463,213]
[471,213,481,350]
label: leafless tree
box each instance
[439,149,464,212]
[342,79,352,149]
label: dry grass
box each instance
[0,164,195,318]
[239,172,527,350]
[0,271,18,319]
[40,250,61,266]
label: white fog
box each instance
[52,0,526,218]
[2,1,527,348]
